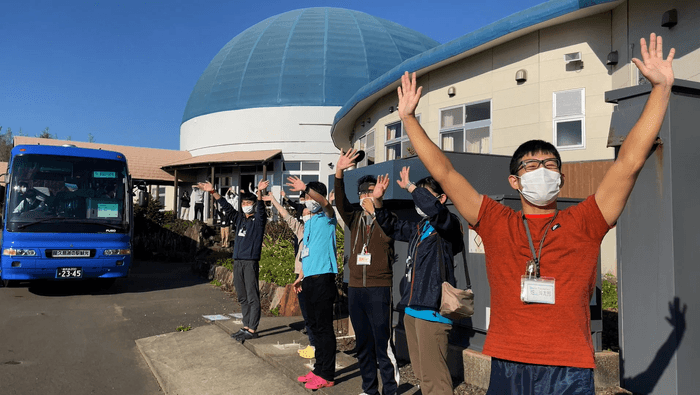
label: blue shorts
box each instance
[486,358,594,395]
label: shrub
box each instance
[602,274,618,310]
[259,234,297,286]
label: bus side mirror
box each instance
[137,190,147,207]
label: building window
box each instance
[439,101,491,153]
[282,161,319,197]
[384,116,418,161]
[358,130,375,167]
[553,88,585,150]
[158,186,166,207]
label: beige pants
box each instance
[404,314,453,395]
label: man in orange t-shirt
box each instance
[396,33,675,394]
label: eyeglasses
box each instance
[518,158,561,172]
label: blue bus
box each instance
[0,144,133,287]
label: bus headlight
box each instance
[104,249,131,256]
[3,248,37,256]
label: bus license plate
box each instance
[57,267,83,278]
[52,250,90,258]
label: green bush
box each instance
[216,257,234,272]
[602,275,618,310]
[259,234,297,286]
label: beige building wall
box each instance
[346,1,700,277]
[351,13,622,275]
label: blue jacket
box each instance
[218,197,267,261]
[375,188,463,310]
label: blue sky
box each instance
[2,0,546,150]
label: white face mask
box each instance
[360,197,374,211]
[305,200,322,213]
[517,167,561,207]
[415,206,428,218]
[242,205,254,214]
[302,215,312,223]
[20,187,27,193]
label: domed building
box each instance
[169,7,439,214]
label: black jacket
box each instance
[218,196,267,261]
[376,187,463,310]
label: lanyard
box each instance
[522,210,558,278]
[354,214,375,253]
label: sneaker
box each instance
[298,345,315,359]
[230,328,247,339]
[304,374,334,390]
[235,330,258,343]
[297,371,317,383]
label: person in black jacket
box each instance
[198,179,269,343]
[374,166,464,395]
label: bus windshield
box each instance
[7,154,129,233]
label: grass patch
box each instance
[270,306,280,316]
[210,279,222,287]
[176,325,192,332]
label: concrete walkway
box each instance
[137,315,420,395]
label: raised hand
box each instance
[261,194,273,202]
[372,174,390,199]
[328,190,335,204]
[280,190,286,198]
[396,166,411,190]
[286,176,306,192]
[632,33,675,89]
[397,71,423,121]
[337,148,360,172]
[257,179,270,192]
[197,181,214,193]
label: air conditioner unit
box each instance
[564,52,582,63]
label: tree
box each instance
[87,133,95,143]
[0,127,13,162]
[38,127,54,139]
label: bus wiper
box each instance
[17,218,126,231]
[17,217,65,229]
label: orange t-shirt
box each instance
[472,195,611,368]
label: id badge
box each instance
[520,276,555,304]
[300,246,309,259]
[357,253,371,266]
[238,228,247,237]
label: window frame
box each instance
[439,100,492,154]
[552,88,586,150]
[384,115,419,161]
[282,160,319,197]
[358,129,376,168]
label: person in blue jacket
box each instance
[374,166,464,395]
[199,179,269,343]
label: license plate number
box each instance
[57,267,83,278]
[52,250,90,258]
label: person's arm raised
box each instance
[398,71,482,225]
[595,33,675,226]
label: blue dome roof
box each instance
[182,7,440,124]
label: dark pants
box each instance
[297,288,315,347]
[194,202,204,221]
[303,273,336,382]
[234,260,261,331]
[486,358,595,395]
[348,286,399,395]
